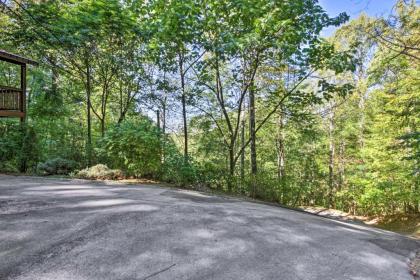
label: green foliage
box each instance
[36,158,78,176]
[0,121,39,173]
[98,118,161,177]
[0,122,22,170]
[160,153,200,186]
[1,0,418,218]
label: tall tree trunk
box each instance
[178,51,188,163]
[100,118,105,138]
[328,108,335,208]
[51,62,59,99]
[356,59,367,149]
[338,141,345,192]
[240,117,245,181]
[156,109,160,130]
[100,81,110,138]
[119,79,123,123]
[228,146,235,192]
[162,100,167,163]
[240,98,246,185]
[85,57,93,166]
[19,64,27,172]
[358,89,367,148]
[249,84,257,198]
[276,108,286,180]
[156,109,163,163]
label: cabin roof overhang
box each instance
[0,50,38,66]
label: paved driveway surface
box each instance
[0,175,418,280]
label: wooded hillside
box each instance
[0,0,418,216]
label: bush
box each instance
[97,119,161,177]
[161,156,199,186]
[36,157,77,175]
[0,121,39,173]
[75,164,123,180]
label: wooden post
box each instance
[20,64,26,123]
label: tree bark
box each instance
[328,108,335,208]
[156,109,160,130]
[240,117,245,181]
[19,64,27,172]
[162,100,167,163]
[228,146,235,192]
[276,107,286,180]
[51,61,59,100]
[85,56,93,166]
[98,81,108,138]
[178,51,188,163]
[358,90,367,148]
[249,83,257,197]
[338,141,345,192]
[100,79,110,138]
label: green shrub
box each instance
[0,121,39,173]
[97,118,161,177]
[75,164,123,180]
[161,155,199,186]
[36,157,77,175]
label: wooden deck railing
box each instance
[0,85,24,118]
[0,86,22,111]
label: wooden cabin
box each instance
[0,50,38,122]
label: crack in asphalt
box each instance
[141,264,176,280]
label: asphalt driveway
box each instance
[0,175,418,280]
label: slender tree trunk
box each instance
[100,118,105,138]
[85,57,93,166]
[178,51,188,163]
[162,102,166,135]
[249,84,257,198]
[356,60,368,149]
[276,108,286,180]
[228,146,235,192]
[119,80,123,122]
[51,62,58,99]
[162,100,167,163]
[240,117,245,181]
[338,141,345,192]
[328,109,335,208]
[156,110,160,130]
[358,90,367,148]
[19,64,27,172]
[100,81,110,138]
[240,98,246,187]
[156,109,163,163]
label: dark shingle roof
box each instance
[0,50,38,66]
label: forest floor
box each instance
[1,174,419,280]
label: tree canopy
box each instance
[0,0,419,216]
